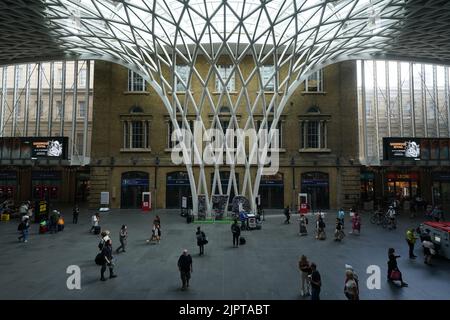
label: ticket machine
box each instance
[298,193,309,214]
[142,192,151,211]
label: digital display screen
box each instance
[0,137,68,160]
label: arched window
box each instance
[299,106,329,150]
[129,105,144,113]
[219,106,231,113]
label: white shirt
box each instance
[92,215,99,226]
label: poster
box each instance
[384,138,421,159]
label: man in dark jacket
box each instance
[284,206,291,224]
[178,249,193,290]
[231,220,241,248]
[196,226,206,256]
[100,239,117,281]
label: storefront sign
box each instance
[32,171,62,180]
[432,172,450,182]
[301,179,329,186]
[383,138,421,160]
[122,178,149,186]
[386,172,419,181]
[167,178,190,186]
[0,171,17,180]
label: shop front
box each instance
[0,171,17,202]
[76,171,90,203]
[31,171,62,201]
[166,171,191,209]
[259,173,284,209]
[385,171,419,201]
[121,171,149,209]
[301,172,330,210]
[360,171,375,201]
[432,172,450,211]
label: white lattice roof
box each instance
[1,0,450,69]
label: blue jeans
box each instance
[311,287,320,300]
[19,229,29,242]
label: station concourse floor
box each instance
[0,208,449,300]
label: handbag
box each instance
[390,270,401,281]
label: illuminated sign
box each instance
[384,138,421,160]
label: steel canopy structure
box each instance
[1,0,450,215]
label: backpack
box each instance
[319,220,325,229]
[98,240,105,251]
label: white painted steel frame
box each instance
[1,0,450,213]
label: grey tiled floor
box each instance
[0,208,449,300]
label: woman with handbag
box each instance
[387,248,408,287]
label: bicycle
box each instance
[370,210,384,225]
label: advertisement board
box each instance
[383,138,421,160]
[0,137,68,160]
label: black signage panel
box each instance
[30,137,67,158]
[383,138,421,160]
[0,137,68,160]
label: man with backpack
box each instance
[231,220,241,248]
[196,226,207,256]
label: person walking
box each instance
[387,248,408,287]
[116,225,128,253]
[316,214,326,240]
[155,223,161,243]
[100,239,117,281]
[18,217,30,243]
[196,226,207,256]
[49,210,59,234]
[178,249,193,290]
[344,270,359,300]
[231,220,241,248]
[406,228,417,259]
[284,206,291,224]
[298,255,312,296]
[337,208,345,229]
[309,263,321,300]
[153,215,161,227]
[350,211,361,235]
[90,213,100,233]
[299,214,308,236]
[72,204,79,224]
[422,236,436,266]
[334,218,345,241]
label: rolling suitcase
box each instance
[239,237,246,245]
[94,226,101,235]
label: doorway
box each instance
[166,171,192,209]
[121,171,149,209]
[301,172,329,210]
